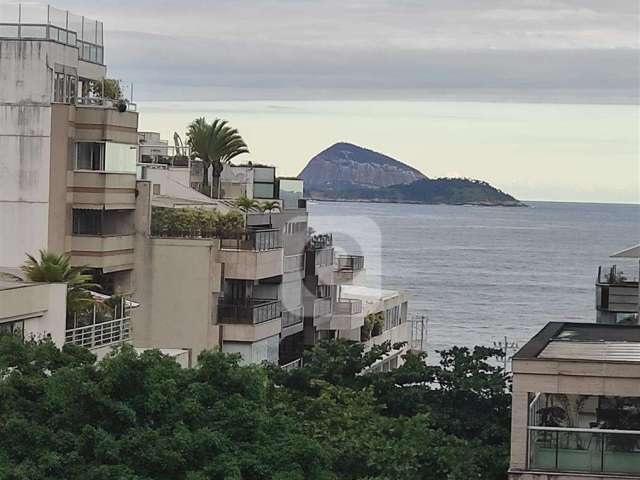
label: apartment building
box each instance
[596,244,640,325]
[509,322,640,479]
[341,285,411,372]
[0,4,139,355]
[134,152,308,366]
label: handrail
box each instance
[65,316,131,349]
[529,425,640,435]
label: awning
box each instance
[89,291,140,308]
[611,244,640,259]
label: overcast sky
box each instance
[52,0,639,102]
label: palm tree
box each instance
[235,196,259,227]
[186,117,249,197]
[16,250,100,318]
[259,200,281,226]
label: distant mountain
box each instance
[299,142,524,206]
[299,142,426,191]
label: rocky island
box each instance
[299,143,524,206]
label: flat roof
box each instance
[514,322,640,364]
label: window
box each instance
[75,142,105,170]
[73,209,102,235]
[0,320,24,337]
[54,73,65,102]
[254,183,275,199]
[66,74,76,103]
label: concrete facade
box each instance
[0,281,67,347]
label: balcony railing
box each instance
[307,233,332,250]
[76,96,137,112]
[337,255,364,272]
[282,307,303,328]
[597,265,639,285]
[529,426,640,476]
[281,358,302,371]
[218,299,281,325]
[313,297,333,318]
[139,145,191,167]
[0,4,104,64]
[220,229,282,251]
[65,317,131,349]
[335,298,363,315]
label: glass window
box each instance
[253,183,275,199]
[72,209,102,235]
[54,73,65,102]
[254,167,275,182]
[0,320,24,337]
[76,142,104,170]
[104,143,138,173]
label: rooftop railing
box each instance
[597,265,639,285]
[139,145,191,167]
[218,299,281,325]
[0,4,104,64]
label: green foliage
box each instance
[186,118,249,194]
[11,250,100,317]
[0,338,511,480]
[151,207,244,238]
[89,79,122,100]
[234,196,259,213]
[361,312,384,341]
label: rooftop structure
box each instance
[596,244,640,326]
[509,322,640,479]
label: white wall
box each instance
[0,41,53,268]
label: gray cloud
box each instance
[51,0,639,101]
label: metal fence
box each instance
[65,317,131,349]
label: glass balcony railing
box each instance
[0,4,104,64]
[220,229,282,251]
[529,427,640,476]
[218,299,281,325]
[597,265,639,285]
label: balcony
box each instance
[67,170,137,209]
[218,299,281,325]
[218,299,282,342]
[69,234,134,272]
[65,296,131,351]
[220,229,284,280]
[139,145,191,167]
[312,297,333,326]
[282,306,304,336]
[0,4,105,65]
[317,253,365,285]
[526,392,640,477]
[596,265,639,321]
[316,298,364,331]
[529,427,640,476]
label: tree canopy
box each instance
[0,336,511,480]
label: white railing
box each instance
[281,358,302,371]
[65,316,131,349]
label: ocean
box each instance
[308,200,640,360]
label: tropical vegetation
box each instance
[186,118,249,197]
[0,336,511,480]
[5,250,98,319]
[151,207,244,239]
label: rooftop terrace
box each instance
[0,3,104,64]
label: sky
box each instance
[47,0,639,202]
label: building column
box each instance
[509,391,529,471]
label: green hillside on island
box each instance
[299,143,524,206]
